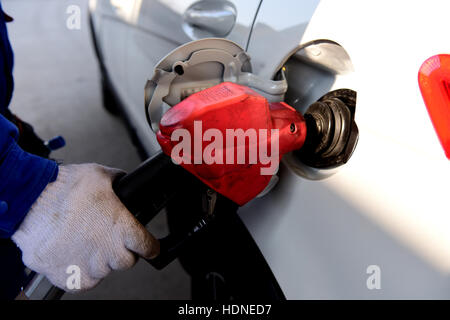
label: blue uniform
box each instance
[0,4,58,239]
[0,2,59,299]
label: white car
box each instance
[89,0,450,299]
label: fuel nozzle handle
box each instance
[113,152,186,225]
[112,151,214,269]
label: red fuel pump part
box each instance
[156,82,307,205]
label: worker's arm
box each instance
[1,113,161,292]
[0,3,47,237]
[1,114,160,291]
[0,113,58,237]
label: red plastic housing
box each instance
[419,54,450,159]
[157,82,307,205]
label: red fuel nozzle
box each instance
[156,82,307,205]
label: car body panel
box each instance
[241,0,450,298]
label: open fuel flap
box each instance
[144,38,288,132]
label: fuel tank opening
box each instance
[295,89,358,169]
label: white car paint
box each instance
[242,0,450,299]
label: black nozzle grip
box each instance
[113,151,208,269]
[113,151,186,225]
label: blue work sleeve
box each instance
[0,114,58,238]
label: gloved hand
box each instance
[11,163,159,292]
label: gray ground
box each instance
[3,0,190,299]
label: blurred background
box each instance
[2,0,190,299]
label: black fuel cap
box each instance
[296,89,359,169]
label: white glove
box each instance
[12,163,159,292]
